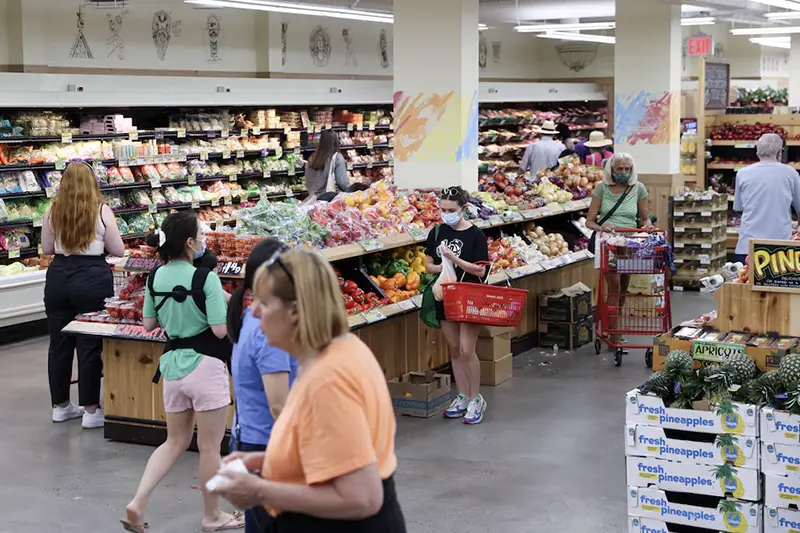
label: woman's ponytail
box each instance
[226,285,247,344]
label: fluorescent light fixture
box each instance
[479,23,488,30]
[537,32,616,44]
[750,0,800,10]
[515,22,616,32]
[731,25,800,35]
[765,11,800,19]
[681,17,715,26]
[184,0,394,23]
[750,37,792,48]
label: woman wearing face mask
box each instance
[424,186,489,425]
[586,153,653,347]
[123,211,243,533]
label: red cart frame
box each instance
[595,228,672,367]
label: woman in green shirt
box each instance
[586,153,653,346]
[123,212,243,533]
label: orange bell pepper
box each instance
[393,273,407,289]
[381,279,397,291]
[405,271,420,290]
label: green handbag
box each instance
[420,225,441,329]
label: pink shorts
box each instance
[163,356,231,413]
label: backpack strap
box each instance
[191,267,211,316]
[147,265,209,316]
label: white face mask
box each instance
[442,211,461,227]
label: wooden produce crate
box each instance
[714,282,800,337]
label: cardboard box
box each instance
[625,390,759,437]
[478,325,514,338]
[626,456,760,501]
[477,333,511,362]
[388,372,451,418]
[538,282,592,323]
[627,486,760,532]
[762,441,800,477]
[480,353,512,386]
[761,408,800,445]
[625,424,758,469]
[629,515,755,533]
[538,317,593,351]
[765,506,800,533]
[765,472,800,509]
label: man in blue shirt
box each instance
[733,133,800,263]
[520,120,565,175]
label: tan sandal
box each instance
[120,520,147,533]
[201,510,245,532]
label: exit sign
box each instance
[688,35,713,56]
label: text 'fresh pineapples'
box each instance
[765,506,800,533]
[628,487,760,533]
[762,441,800,477]
[765,473,800,509]
[625,425,758,469]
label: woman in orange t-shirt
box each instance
[213,247,406,533]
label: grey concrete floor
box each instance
[0,291,713,533]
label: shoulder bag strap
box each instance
[597,185,634,227]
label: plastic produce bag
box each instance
[432,243,456,302]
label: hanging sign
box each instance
[749,239,800,293]
[704,60,730,110]
[688,34,713,57]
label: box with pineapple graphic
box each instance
[627,487,760,533]
[765,473,800,509]
[764,506,800,533]
[626,456,760,501]
[626,390,758,437]
[625,425,759,469]
[762,442,800,477]
[628,515,754,533]
[761,408,800,446]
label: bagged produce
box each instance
[104,191,123,210]
[432,243,457,302]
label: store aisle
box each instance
[0,291,712,533]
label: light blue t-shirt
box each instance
[231,309,298,446]
[734,161,800,254]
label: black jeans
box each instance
[45,255,113,406]
[230,439,272,533]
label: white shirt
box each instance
[521,137,566,173]
[733,161,800,254]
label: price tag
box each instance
[221,128,229,138]
[674,227,685,233]
[264,169,272,178]
[325,123,332,130]
[293,147,300,154]
[409,227,429,241]
[217,261,244,276]
[698,254,710,264]
[238,128,248,137]
[363,309,386,324]
[358,238,384,252]
[388,138,395,148]
[287,166,295,176]
[314,125,322,134]
[200,150,209,161]
[129,130,139,141]
[8,248,20,259]
[489,215,504,226]
[45,187,55,198]
[211,198,220,207]
[701,227,712,233]
[366,161,373,169]
[61,132,72,144]
[306,126,314,134]
[356,123,363,131]
[397,299,416,311]
[38,244,43,255]
[148,203,156,214]
[701,243,712,249]
[33,217,43,228]
[55,160,67,170]
[177,128,186,138]
[222,150,231,160]
[259,191,267,201]
[701,211,712,217]
[520,209,537,219]
[286,189,294,198]
[228,174,237,182]
[207,130,218,140]
[178,153,187,162]
[347,123,354,131]
[368,123,376,131]
[366,141,374,149]
[475,219,489,228]
[275,147,283,158]
[539,208,552,217]
[674,258,684,264]
[674,211,684,217]
[411,294,423,308]
[191,200,200,209]
[236,150,245,159]
[150,179,160,189]
[388,159,394,167]
[188,175,196,185]
[346,163,354,171]
[675,242,685,248]
[734,143,755,149]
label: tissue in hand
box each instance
[206,458,249,492]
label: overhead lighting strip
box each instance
[515,18,713,33]
[750,0,800,10]
[731,25,800,35]
[536,32,616,44]
[765,11,800,19]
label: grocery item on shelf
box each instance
[168,112,230,132]
[709,122,787,141]
[522,225,571,258]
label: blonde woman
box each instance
[214,248,406,532]
[42,162,125,427]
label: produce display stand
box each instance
[670,190,728,290]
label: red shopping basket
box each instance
[442,282,528,327]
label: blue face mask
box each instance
[613,172,632,184]
[442,211,461,227]
[194,235,207,259]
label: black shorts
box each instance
[435,300,447,322]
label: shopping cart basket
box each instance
[442,261,528,327]
[595,228,672,367]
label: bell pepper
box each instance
[393,273,407,289]
[402,249,415,263]
[386,259,409,277]
[406,271,420,290]
[365,256,388,277]
[377,275,387,285]
[342,280,358,295]
[381,278,397,291]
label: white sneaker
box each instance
[464,395,487,425]
[52,403,84,423]
[443,393,469,419]
[82,408,105,429]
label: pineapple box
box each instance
[625,425,759,469]
[762,441,800,477]
[764,506,800,533]
[626,390,759,437]
[765,473,800,509]
[628,515,752,533]
[627,486,760,532]
[761,408,800,446]
[626,456,760,501]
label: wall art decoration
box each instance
[206,14,222,62]
[379,29,390,69]
[393,90,455,162]
[456,90,480,162]
[492,41,501,63]
[309,26,331,67]
[106,10,128,60]
[70,4,93,59]
[615,90,679,145]
[152,10,182,62]
[478,34,487,70]
[281,22,289,66]
[342,28,357,68]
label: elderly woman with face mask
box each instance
[585,153,653,346]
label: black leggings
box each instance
[45,255,113,406]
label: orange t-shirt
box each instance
[263,334,397,490]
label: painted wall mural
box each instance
[70,5,93,59]
[206,14,222,62]
[379,29,390,69]
[281,22,289,66]
[456,91,479,162]
[152,10,182,62]
[342,28,357,68]
[614,90,679,145]
[309,26,331,67]
[479,34,487,70]
[106,10,128,60]
[393,91,455,162]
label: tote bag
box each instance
[325,154,339,193]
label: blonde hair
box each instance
[254,247,348,354]
[602,152,639,186]
[50,162,103,253]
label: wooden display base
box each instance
[714,282,800,336]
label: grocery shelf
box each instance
[0,190,48,200]
[0,247,40,260]
[706,163,748,170]
[0,220,36,230]
[708,140,758,147]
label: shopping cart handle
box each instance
[612,227,664,235]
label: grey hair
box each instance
[757,133,783,159]
[603,152,639,186]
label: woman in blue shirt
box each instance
[226,237,298,533]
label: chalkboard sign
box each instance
[704,61,730,111]
[749,239,800,293]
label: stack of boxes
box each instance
[537,282,593,351]
[762,408,800,532]
[477,325,513,386]
[672,191,728,291]
[625,389,762,532]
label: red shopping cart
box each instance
[595,228,672,367]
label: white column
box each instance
[790,36,800,108]
[393,0,480,191]
[614,0,682,175]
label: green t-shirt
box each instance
[592,182,648,229]
[143,261,228,381]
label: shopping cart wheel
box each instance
[594,338,602,355]
[614,349,624,367]
[645,348,653,369]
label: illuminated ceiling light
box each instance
[750,0,800,10]
[750,37,792,48]
[731,25,800,34]
[184,0,394,23]
[537,32,616,44]
[515,22,616,32]
[479,23,488,30]
[765,11,800,19]
[681,17,715,26]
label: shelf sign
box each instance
[397,299,416,311]
[61,133,72,144]
[55,160,67,170]
[8,248,20,259]
[129,129,139,141]
[362,309,386,324]
[177,128,186,138]
[749,239,800,293]
[217,261,245,276]
[411,294,423,308]
[687,34,712,57]
[113,324,167,342]
[358,238,384,252]
[125,257,163,271]
[408,227,429,241]
[691,340,744,363]
[45,187,55,198]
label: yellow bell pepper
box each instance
[402,249,415,263]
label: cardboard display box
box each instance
[388,372,451,418]
[625,390,759,437]
[480,353,512,387]
[627,486,760,533]
[765,506,800,533]
[629,515,751,533]
[761,408,800,446]
[538,316,593,351]
[765,472,800,509]
[477,333,511,362]
[625,424,758,469]
[538,282,592,323]
[762,441,800,477]
[626,456,761,501]
[478,325,514,338]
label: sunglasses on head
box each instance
[441,186,463,199]
[264,245,295,288]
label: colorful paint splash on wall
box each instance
[393,90,455,162]
[456,90,479,162]
[614,90,678,145]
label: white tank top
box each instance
[54,208,107,256]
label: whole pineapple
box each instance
[778,354,800,390]
[725,353,756,384]
[744,371,782,407]
[665,350,694,381]
[641,371,674,400]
